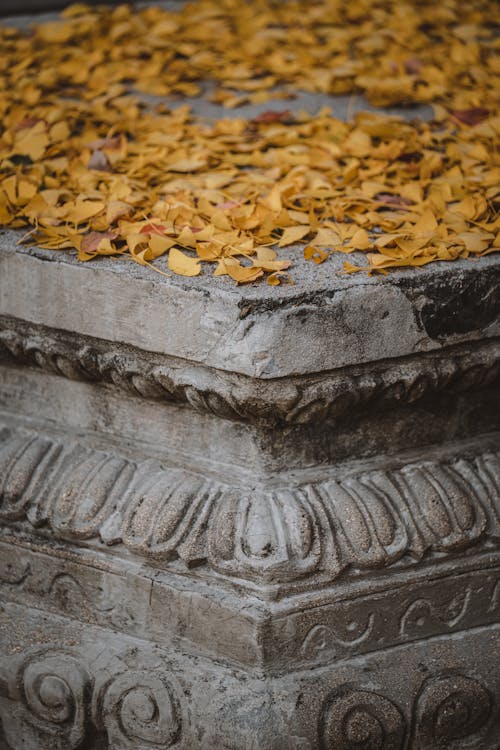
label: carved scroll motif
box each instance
[93,670,181,749]
[399,587,472,638]
[0,650,91,750]
[320,687,406,749]
[301,616,375,660]
[0,423,499,587]
[320,674,494,750]
[412,674,493,748]
[0,649,183,750]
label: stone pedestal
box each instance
[0,238,499,749]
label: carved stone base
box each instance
[1,238,499,748]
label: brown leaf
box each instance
[254,110,293,123]
[450,108,490,126]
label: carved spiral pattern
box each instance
[320,688,406,750]
[99,670,181,748]
[413,674,492,747]
[0,651,92,750]
[22,653,89,726]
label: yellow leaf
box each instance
[268,271,293,285]
[1,176,17,205]
[278,225,310,247]
[215,258,263,284]
[196,242,223,261]
[342,261,367,273]
[349,228,371,250]
[256,247,277,262]
[168,158,207,173]
[304,245,328,264]
[413,210,438,234]
[313,227,341,247]
[13,128,49,162]
[262,185,282,213]
[66,200,105,224]
[168,247,201,276]
[126,233,147,253]
[253,259,292,272]
[17,180,37,204]
[456,195,476,220]
[106,201,132,224]
[49,121,70,142]
[149,234,176,257]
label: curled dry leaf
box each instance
[267,271,294,285]
[304,245,328,264]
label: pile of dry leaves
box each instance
[0,1,498,283]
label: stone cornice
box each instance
[1,421,499,595]
[1,316,499,427]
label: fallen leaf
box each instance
[168,246,201,276]
[304,245,328,263]
[278,225,311,246]
[451,108,490,125]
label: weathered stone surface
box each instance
[1,239,499,377]
[1,601,499,750]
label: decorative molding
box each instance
[268,570,500,669]
[1,542,499,668]
[1,423,499,590]
[1,316,499,426]
[319,674,494,749]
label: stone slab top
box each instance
[1,231,499,379]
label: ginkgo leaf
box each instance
[278,225,311,247]
[79,230,118,260]
[253,259,292,272]
[149,234,176,257]
[216,258,264,283]
[168,246,201,276]
[267,271,293,285]
[168,158,207,173]
[304,245,328,263]
[313,228,341,247]
[349,228,371,250]
[66,200,106,224]
[13,127,49,161]
[413,210,438,234]
[256,247,277,262]
[262,185,282,213]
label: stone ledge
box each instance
[1,316,499,426]
[1,239,499,378]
